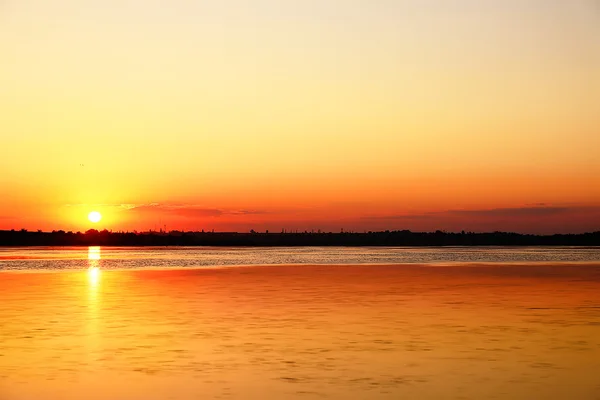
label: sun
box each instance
[88,211,102,223]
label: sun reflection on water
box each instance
[86,246,101,365]
[88,246,101,261]
[88,246,101,286]
[88,266,100,286]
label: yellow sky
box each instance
[1,1,599,233]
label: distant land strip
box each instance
[1,229,599,247]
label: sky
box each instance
[1,0,599,234]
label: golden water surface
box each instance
[1,254,600,399]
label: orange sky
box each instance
[1,1,599,234]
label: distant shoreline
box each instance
[1,229,599,247]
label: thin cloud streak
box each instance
[363,205,600,221]
[447,206,571,217]
[62,202,269,217]
[63,203,138,210]
[126,203,268,218]
[364,214,434,220]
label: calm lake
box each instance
[1,247,600,399]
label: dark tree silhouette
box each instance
[0,229,599,247]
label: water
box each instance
[1,247,600,399]
[1,246,599,270]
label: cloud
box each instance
[363,205,600,221]
[64,203,139,210]
[127,204,221,217]
[62,202,271,218]
[447,206,571,217]
[227,210,268,216]
[118,204,138,210]
[126,203,268,218]
[362,214,434,220]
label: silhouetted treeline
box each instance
[1,229,600,247]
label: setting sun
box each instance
[88,211,102,224]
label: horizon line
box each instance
[2,228,599,237]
